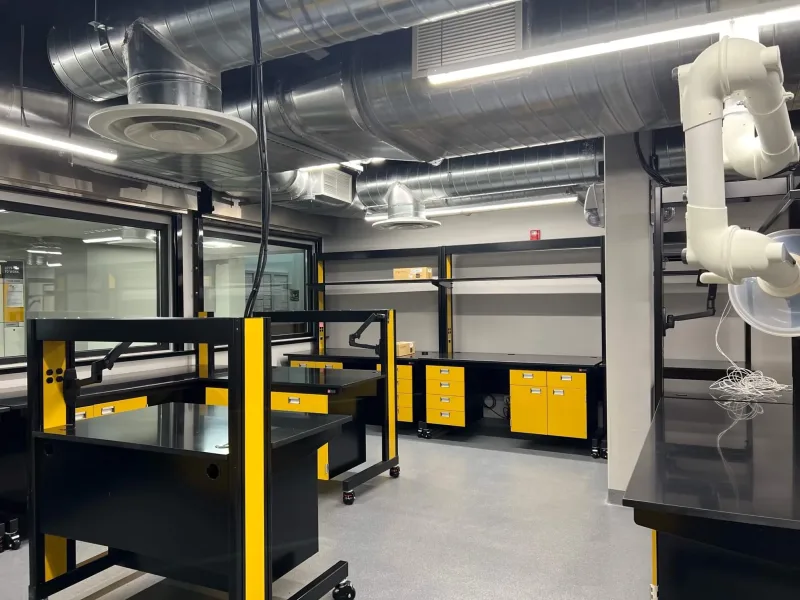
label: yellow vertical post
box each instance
[317,261,325,352]
[387,310,397,459]
[42,341,68,581]
[651,530,658,588]
[445,256,453,353]
[198,311,210,379]
[243,318,267,600]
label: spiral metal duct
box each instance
[47,0,509,102]
[356,140,602,208]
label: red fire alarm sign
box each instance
[529,229,541,241]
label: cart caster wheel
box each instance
[591,448,600,459]
[343,491,355,505]
[333,581,356,600]
[9,539,20,551]
[601,449,608,460]
[390,466,400,478]
[424,430,432,439]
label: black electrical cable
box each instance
[483,395,510,420]
[243,0,273,318]
[19,25,29,128]
[634,132,673,187]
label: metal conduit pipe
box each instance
[47,0,509,102]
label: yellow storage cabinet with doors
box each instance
[509,370,587,439]
[509,379,547,435]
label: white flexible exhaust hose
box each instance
[679,37,800,295]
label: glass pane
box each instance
[0,211,160,357]
[203,236,308,336]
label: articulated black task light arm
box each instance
[664,272,718,332]
[348,312,383,354]
[63,342,133,407]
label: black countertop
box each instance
[624,395,800,530]
[271,366,383,393]
[36,403,352,455]
[287,348,602,369]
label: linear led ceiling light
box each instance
[26,249,62,255]
[83,236,123,244]
[0,124,117,162]
[428,3,800,85]
[365,195,577,221]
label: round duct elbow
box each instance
[372,182,440,230]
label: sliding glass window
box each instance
[202,227,313,339]
[0,202,169,363]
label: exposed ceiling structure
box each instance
[1,0,799,218]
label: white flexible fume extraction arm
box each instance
[679,36,800,297]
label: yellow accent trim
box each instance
[317,261,325,352]
[445,255,453,353]
[44,535,67,581]
[387,310,397,459]
[43,341,67,430]
[198,311,209,379]
[206,387,229,406]
[244,318,266,600]
[318,444,330,480]
[94,397,147,417]
[652,531,658,586]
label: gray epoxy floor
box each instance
[1,431,650,600]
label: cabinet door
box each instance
[510,385,547,435]
[547,388,587,439]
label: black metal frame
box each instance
[257,309,400,500]
[0,197,174,369]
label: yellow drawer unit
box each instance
[290,360,313,368]
[317,361,343,370]
[547,371,586,390]
[397,365,413,380]
[74,407,94,421]
[509,385,547,435]
[426,393,465,412]
[397,406,413,422]
[547,387,587,439]
[398,379,414,395]
[94,396,148,418]
[290,360,344,369]
[509,369,547,387]
[426,365,464,382]
[426,408,466,427]
[397,393,414,408]
[272,392,328,414]
[426,378,465,397]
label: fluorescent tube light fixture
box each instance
[299,163,340,172]
[365,195,577,221]
[46,262,62,268]
[83,236,123,244]
[27,249,62,256]
[428,3,800,85]
[0,124,117,162]
[203,240,243,249]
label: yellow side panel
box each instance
[44,535,67,581]
[42,341,67,430]
[509,385,547,435]
[398,379,413,395]
[509,369,547,387]
[271,392,328,414]
[426,408,465,427]
[425,365,465,382]
[198,311,209,378]
[397,393,414,408]
[547,387,587,439]
[94,396,147,417]
[206,387,229,406]
[387,310,397,459]
[426,394,465,412]
[652,531,658,586]
[426,379,465,396]
[397,365,413,380]
[244,318,266,600]
[318,444,329,480]
[317,261,325,352]
[546,371,587,390]
[398,406,413,422]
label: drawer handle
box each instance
[324,364,334,368]
[75,411,87,420]
[440,382,450,388]
[440,397,450,403]
[440,411,450,418]
[522,373,533,379]
[440,369,449,375]
[289,397,301,404]
[101,406,116,415]
[560,375,572,381]
[530,388,542,394]
[553,389,565,396]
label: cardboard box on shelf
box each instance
[393,267,433,280]
[396,341,415,357]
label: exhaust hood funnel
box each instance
[372,182,441,230]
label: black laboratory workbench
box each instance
[623,392,800,599]
[213,365,385,395]
[663,358,731,381]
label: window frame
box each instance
[200,219,318,345]
[0,194,173,370]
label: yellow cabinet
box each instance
[75,407,95,421]
[397,365,413,380]
[318,361,343,369]
[94,397,148,418]
[426,394,465,412]
[397,393,413,408]
[426,408,466,427]
[509,370,547,387]
[546,371,586,390]
[206,387,228,406]
[509,385,547,435]
[547,387,587,439]
[272,392,328,414]
[397,406,413,422]
[426,379,465,396]
[426,365,465,381]
[398,379,414,395]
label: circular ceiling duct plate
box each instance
[371,217,441,230]
[88,104,257,154]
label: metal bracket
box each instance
[650,584,659,600]
[664,272,717,332]
[63,341,132,407]
[348,312,383,353]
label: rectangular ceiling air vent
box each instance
[412,2,523,79]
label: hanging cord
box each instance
[483,394,510,420]
[633,132,672,187]
[19,25,29,128]
[243,0,273,317]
